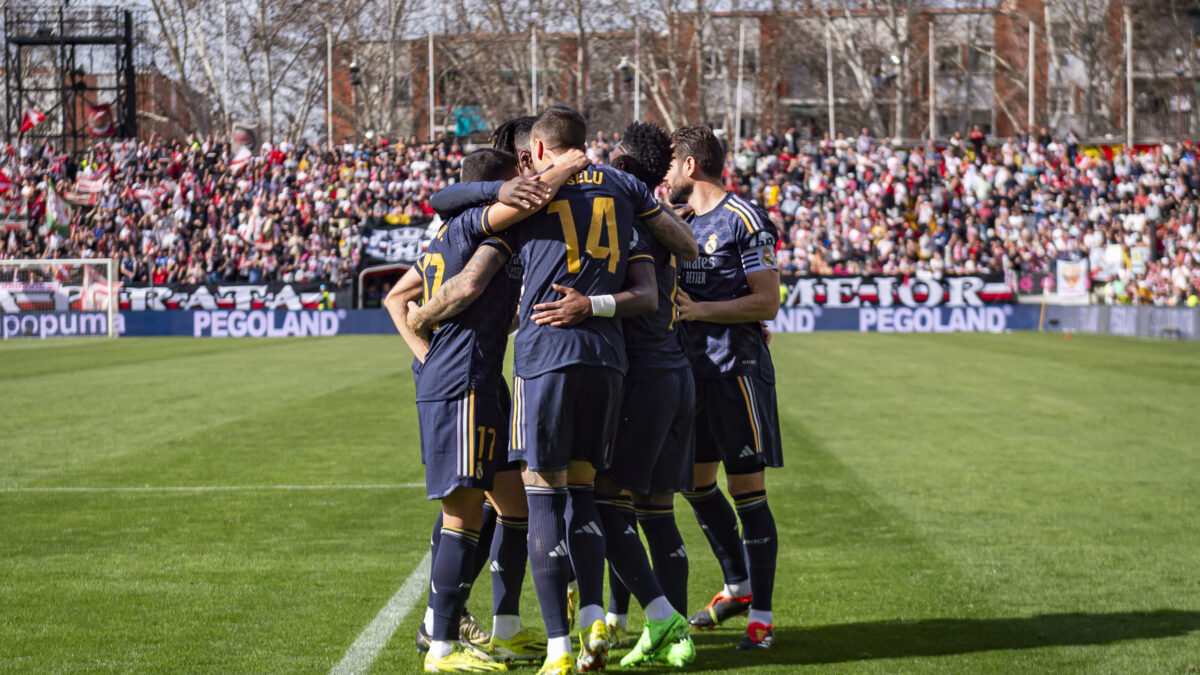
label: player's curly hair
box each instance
[617,121,672,187]
[491,116,537,155]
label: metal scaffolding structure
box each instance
[3,4,140,152]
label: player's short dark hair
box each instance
[531,106,586,151]
[461,148,517,183]
[670,125,724,179]
[616,121,671,187]
[492,116,536,155]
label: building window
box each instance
[968,45,992,73]
[937,45,959,73]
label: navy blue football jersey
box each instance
[413,205,517,401]
[623,227,689,371]
[677,192,778,379]
[510,164,661,378]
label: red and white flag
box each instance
[19,108,46,134]
[228,146,252,174]
[0,169,13,195]
[75,171,107,194]
[86,104,115,137]
[81,264,121,311]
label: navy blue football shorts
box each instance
[607,366,696,494]
[693,373,783,474]
[509,365,623,473]
[417,384,518,500]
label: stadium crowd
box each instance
[3,124,1199,306]
[1,134,465,288]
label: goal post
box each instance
[0,259,119,339]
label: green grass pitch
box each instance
[2,333,1199,673]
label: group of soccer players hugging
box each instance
[384,105,783,674]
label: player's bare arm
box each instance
[641,206,699,262]
[482,149,591,232]
[383,267,430,362]
[530,261,657,327]
[429,176,552,217]
[407,245,509,339]
[676,269,781,323]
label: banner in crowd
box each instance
[1055,259,1090,299]
[0,282,331,313]
[0,169,23,230]
[360,220,433,267]
[780,274,1012,308]
[1015,272,1055,296]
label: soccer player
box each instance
[665,124,784,650]
[526,121,701,668]
[506,106,696,675]
[384,147,587,672]
[410,116,551,658]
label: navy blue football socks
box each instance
[733,490,777,612]
[491,515,528,617]
[684,482,750,588]
[429,526,479,641]
[527,486,571,638]
[470,501,497,588]
[637,504,689,616]
[598,495,635,617]
[597,493,665,610]
[565,483,607,622]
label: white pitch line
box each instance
[0,483,424,493]
[331,550,431,675]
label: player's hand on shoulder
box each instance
[558,148,590,174]
[498,176,552,210]
[531,283,592,327]
[673,202,694,219]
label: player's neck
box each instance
[689,180,729,217]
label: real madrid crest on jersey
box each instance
[705,233,719,254]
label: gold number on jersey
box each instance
[548,197,620,274]
[417,252,446,303]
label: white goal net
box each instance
[0,259,119,339]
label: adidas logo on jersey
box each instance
[623,525,638,536]
[490,560,503,573]
[669,545,688,559]
[738,446,756,458]
[573,521,602,537]
[548,541,569,558]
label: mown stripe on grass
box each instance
[27,369,420,490]
[0,337,281,382]
[3,342,413,488]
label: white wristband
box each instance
[590,294,616,317]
